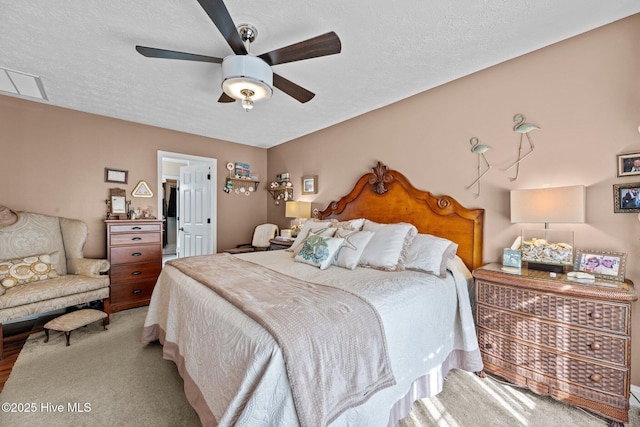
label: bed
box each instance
[142,161,485,427]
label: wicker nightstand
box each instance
[473,263,637,427]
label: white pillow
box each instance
[359,221,417,271]
[333,229,375,270]
[405,234,458,278]
[294,234,345,270]
[288,219,335,253]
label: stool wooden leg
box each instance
[44,329,50,343]
[64,332,71,347]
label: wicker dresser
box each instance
[105,219,163,313]
[473,263,637,426]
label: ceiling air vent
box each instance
[0,67,47,100]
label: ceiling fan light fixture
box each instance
[222,55,273,106]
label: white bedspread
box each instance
[142,250,483,427]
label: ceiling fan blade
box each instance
[258,32,341,66]
[197,0,247,55]
[273,73,315,103]
[218,92,235,103]
[136,46,223,63]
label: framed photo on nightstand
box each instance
[502,249,521,269]
[574,249,626,282]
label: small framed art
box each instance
[613,183,640,213]
[105,168,128,184]
[502,249,521,269]
[573,249,626,282]
[616,152,640,177]
[301,175,318,195]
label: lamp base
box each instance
[525,262,566,274]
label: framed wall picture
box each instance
[132,180,153,197]
[613,182,640,213]
[573,249,626,282]
[105,167,128,184]
[301,175,317,195]
[616,152,640,177]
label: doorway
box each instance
[157,151,217,259]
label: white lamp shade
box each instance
[222,55,273,101]
[285,201,311,219]
[510,185,586,224]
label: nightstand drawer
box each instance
[110,244,161,265]
[477,305,628,365]
[110,262,162,283]
[476,280,628,334]
[477,329,626,396]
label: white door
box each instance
[179,164,211,257]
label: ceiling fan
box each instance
[135,0,342,111]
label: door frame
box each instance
[157,150,217,255]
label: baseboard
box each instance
[631,384,640,409]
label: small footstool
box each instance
[44,309,108,346]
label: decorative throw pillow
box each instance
[332,218,366,231]
[288,219,336,253]
[359,221,417,271]
[294,234,345,270]
[0,253,59,295]
[404,234,458,278]
[333,229,375,270]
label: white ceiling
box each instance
[2,1,639,148]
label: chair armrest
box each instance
[67,258,110,277]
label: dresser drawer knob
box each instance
[131,226,142,230]
[131,252,142,257]
[132,237,142,241]
[589,342,601,351]
[131,271,142,276]
[589,311,602,319]
[589,374,601,382]
[132,289,142,294]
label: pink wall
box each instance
[0,97,268,256]
[267,15,640,384]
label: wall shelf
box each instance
[225,178,260,195]
[268,187,294,205]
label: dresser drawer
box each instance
[109,232,161,246]
[477,305,628,365]
[476,280,628,334]
[110,244,161,265]
[108,223,162,233]
[477,329,626,396]
[110,262,162,283]
[110,278,156,305]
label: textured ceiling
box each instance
[2,1,639,148]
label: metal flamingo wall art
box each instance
[504,113,539,181]
[465,137,492,198]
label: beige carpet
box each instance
[2,306,638,426]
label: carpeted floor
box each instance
[1,306,638,426]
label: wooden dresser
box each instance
[473,263,637,426]
[105,219,163,313]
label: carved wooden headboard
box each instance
[318,161,484,271]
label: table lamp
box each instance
[285,201,311,237]
[510,185,586,272]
